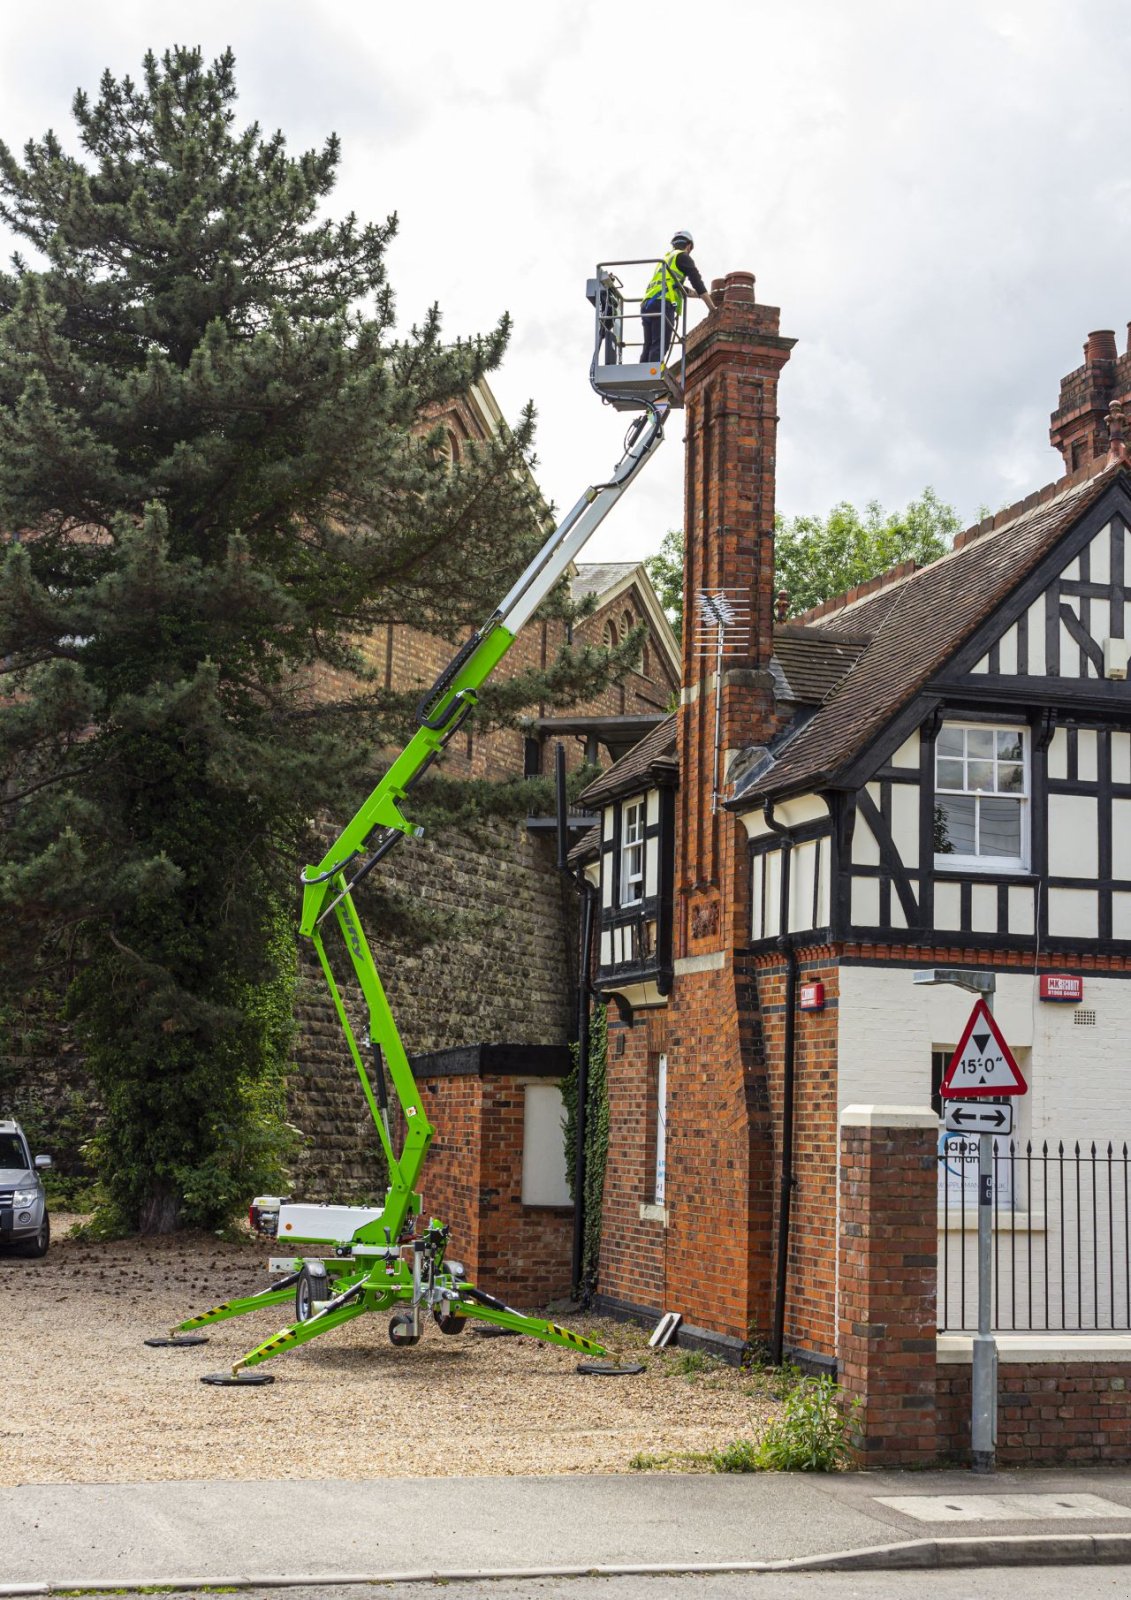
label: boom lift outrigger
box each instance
[150,265,682,1384]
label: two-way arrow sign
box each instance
[943,1101,1013,1136]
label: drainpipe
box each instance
[762,799,797,1367]
[571,875,596,1299]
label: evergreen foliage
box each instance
[0,48,633,1231]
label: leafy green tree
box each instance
[645,488,960,632]
[644,527,685,643]
[0,48,635,1232]
[773,487,960,617]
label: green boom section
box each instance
[157,400,669,1377]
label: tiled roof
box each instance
[567,823,600,866]
[570,562,641,603]
[757,460,1124,799]
[576,713,678,809]
[771,626,867,705]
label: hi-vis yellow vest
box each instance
[644,250,688,306]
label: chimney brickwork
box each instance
[1050,327,1131,471]
[661,272,795,1346]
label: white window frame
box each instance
[933,721,1030,874]
[620,797,645,906]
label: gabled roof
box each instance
[754,458,1125,800]
[570,562,641,602]
[576,713,678,809]
[570,561,682,684]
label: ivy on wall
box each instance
[561,1002,609,1304]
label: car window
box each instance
[0,1133,29,1168]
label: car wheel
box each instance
[295,1261,329,1322]
[21,1213,49,1259]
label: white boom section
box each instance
[495,403,667,636]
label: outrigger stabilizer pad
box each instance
[144,1335,209,1347]
[200,1370,274,1386]
[576,1361,645,1377]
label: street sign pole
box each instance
[914,967,1011,1475]
[972,1114,997,1475]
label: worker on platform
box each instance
[640,231,715,366]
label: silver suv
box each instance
[0,1120,51,1258]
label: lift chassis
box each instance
[155,270,676,1382]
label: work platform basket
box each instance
[587,257,688,411]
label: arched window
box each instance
[602,619,618,649]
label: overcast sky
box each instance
[3,1,1131,564]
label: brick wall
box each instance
[938,1360,1131,1465]
[837,1106,939,1467]
[748,951,841,1361]
[413,1048,573,1305]
[657,271,794,1348]
[597,1009,668,1315]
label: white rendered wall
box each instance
[837,965,1131,1330]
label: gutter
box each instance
[761,798,798,1368]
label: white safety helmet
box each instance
[671,229,694,250]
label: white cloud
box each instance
[3,0,1131,559]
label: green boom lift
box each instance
[148,262,683,1384]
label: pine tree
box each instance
[0,47,631,1231]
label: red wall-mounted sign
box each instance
[1039,974,1083,1003]
[799,981,825,1011]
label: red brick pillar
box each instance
[838,1105,939,1466]
[660,273,796,1348]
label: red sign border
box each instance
[940,997,1028,1099]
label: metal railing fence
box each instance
[937,1138,1131,1332]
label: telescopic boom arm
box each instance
[157,270,679,1378]
[297,400,669,1261]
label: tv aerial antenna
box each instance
[694,589,752,813]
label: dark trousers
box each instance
[640,294,678,365]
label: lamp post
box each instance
[913,967,997,1474]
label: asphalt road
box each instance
[56,1569,1131,1599]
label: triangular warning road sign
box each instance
[940,998,1027,1099]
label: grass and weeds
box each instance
[630,1370,855,1475]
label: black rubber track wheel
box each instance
[389,1313,421,1347]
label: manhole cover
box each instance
[875,1492,1131,1522]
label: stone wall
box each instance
[2,814,577,1206]
[286,815,577,1198]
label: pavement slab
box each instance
[3,1468,1131,1588]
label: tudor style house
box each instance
[571,276,1131,1371]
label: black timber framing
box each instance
[595,788,674,994]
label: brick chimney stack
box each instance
[1050,327,1122,472]
[676,270,795,951]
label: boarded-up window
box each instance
[521,1082,571,1206]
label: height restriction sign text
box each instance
[939,998,1028,1099]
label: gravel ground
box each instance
[0,1216,781,1484]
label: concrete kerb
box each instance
[5,1533,1131,1593]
